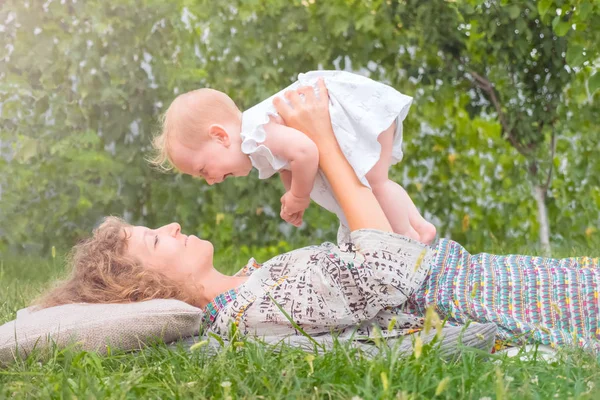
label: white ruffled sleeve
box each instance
[240,105,289,180]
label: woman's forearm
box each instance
[318,141,392,233]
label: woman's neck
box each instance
[197,268,248,308]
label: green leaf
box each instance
[488,19,497,36]
[508,5,521,20]
[332,18,350,36]
[554,20,571,36]
[208,332,225,347]
[537,0,552,17]
[578,0,593,20]
[15,137,39,163]
[566,45,586,66]
[355,14,376,32]
[589,73,600,94]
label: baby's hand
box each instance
[280,191,310,227]
[280,208,305,227]
[281,191,310,214]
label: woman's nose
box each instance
[157,222,181,236]
[168,223,181,236]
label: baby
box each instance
[151,71,436,244]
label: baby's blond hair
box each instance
[149,89,240,171]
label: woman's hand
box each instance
[272,78,336,150]
[273,76,393,233]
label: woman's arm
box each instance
[273,80,392,233]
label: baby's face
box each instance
[170,135,252,185]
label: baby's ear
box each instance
[208,124,230,147]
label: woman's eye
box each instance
[154,235,159,248]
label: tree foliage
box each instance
[0,0,598,254]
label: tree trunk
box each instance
[532,184,551,256]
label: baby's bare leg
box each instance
[366,123,436,244]
[394,186,437,244]
[406,195,437,244]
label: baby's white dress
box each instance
[240,70,413,239]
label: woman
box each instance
[40,80,600,352]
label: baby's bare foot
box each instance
[418,223,437,245]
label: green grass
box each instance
[2,244,600,399]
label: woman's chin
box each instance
[199,236,213,249]
[203,240,214,253]
[188,235,214,257]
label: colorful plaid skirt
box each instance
[407,239,600,352]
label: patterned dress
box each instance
[406,239,600,351]
[204,231,600,351]
[206,230,433,340]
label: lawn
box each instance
[1,244,600,399]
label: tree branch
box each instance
[543,126,556,192]
[468,70,529,156]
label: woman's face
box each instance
[124,222,214,283]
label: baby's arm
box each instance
[263,119,318,200]
[263,119,318,222]
[279,170,292,192]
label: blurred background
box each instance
[1,0,599,258]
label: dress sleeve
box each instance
[240,105,289,179]
[327,229,434,322]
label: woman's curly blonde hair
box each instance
[37,217,200,308]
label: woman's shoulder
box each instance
[250,242,339,274]
[233,244,337,280]
[270,242,337,262]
